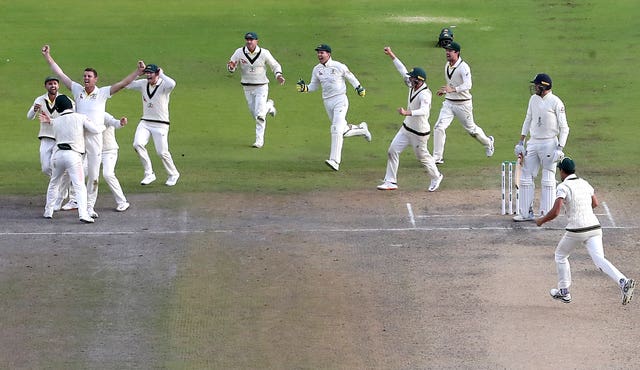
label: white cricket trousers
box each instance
[102,149,127,207]
[519,138,558,216]
[555,228,626,290]
[432,99,491,161]
[40,137,73,207]
[323,94,349,164]
[45,149,90,220]
[133,120,179,178]
[84,133,103,211]
[384,126,440,184]
[243,84,271,146]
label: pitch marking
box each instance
[406,203,416,228]
[602,201,617,228]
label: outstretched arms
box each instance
[41,45,73,90]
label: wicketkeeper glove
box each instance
[514,141,525,156]
[355,85,366,97]
[296,79,308,93]
[552,145,565,162]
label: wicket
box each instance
[501,161,520,215]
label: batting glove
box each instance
[514,141,525,156]
[552,146,565,162]
[296,79,308,93]
[355,85,366,97]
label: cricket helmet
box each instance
[437,27,454,48]
[54,95,73,113]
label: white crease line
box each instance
[601,202,617,228]
[406,203,416,228]
[417,214,493,218]
[1,230,214,236]
[2,225,637,237]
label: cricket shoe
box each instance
[165,174,180,186]
[61,200,78,211]
[267,99,277,117]
[434,158,444,165]
[88,208,99,219]
[252,142,263,148]
[361,122,372,142]
[325,159,339,171]
[141,173,156,185]
[377,181,398,190]
[513,209,535,222]
[621,279,635,305]
[116,202,130,212]
[80,217,95,224]
[428,173,444,192]
[550,288,571,303]
[43,209,54,219]
[486,136,495,157]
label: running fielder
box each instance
[227,32,284,148]
[513,73,569,221]
[296,44,371,171]
[536,158,635,305]
[433,41,494,164]
[377,46,443,192]
[127,64,180,186]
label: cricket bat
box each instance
[515,154,523,189]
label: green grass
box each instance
[2,0,639,196]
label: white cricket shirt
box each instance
[126,72,176,123]
[521,91,569,147]
[229,46,282,85]
[51,110,105,154]
[556,174,600,230]
[308,58,361,100]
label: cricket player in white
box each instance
[514,73,569,221]
[26,76,76,210]
[377,47,443,192]
[296,44,372,171]
[536,158,635,305]
[102,113,130,211]
[42,95,105,223]
[127,64,180,186]
[42,45,145,218]
[433,42,494,164]
[227,32,284,148]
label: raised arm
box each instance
[158,68,176,89]
[41,45,73,90]
[110,61,146,95]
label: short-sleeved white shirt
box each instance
[71,82,111,130]
[556,174,600,230]
[51,111,104,154]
